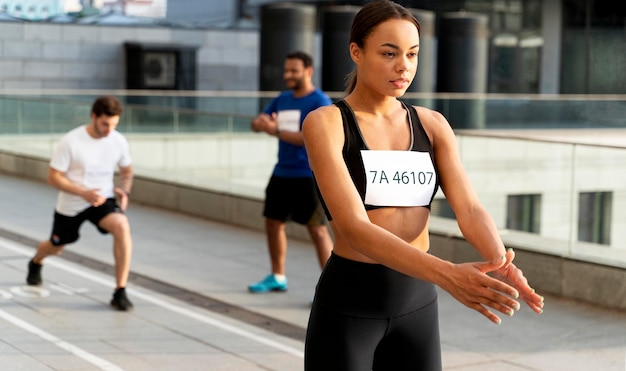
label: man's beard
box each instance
[287,78,303,90]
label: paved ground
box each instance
[1,172,626,370]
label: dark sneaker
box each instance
[110,287,133,311]
[248,274,288,293]
[26,259,42,286]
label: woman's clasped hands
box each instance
[440,248,544,325]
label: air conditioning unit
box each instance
[142,52,177,88]
[124,42,197,90]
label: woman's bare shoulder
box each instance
[308,104,341,120]
[413,105,446,125]
[412,105,455,139]
[303,104,342,131]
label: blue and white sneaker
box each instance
[248,274,288,293]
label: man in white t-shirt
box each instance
[26,96,135,311]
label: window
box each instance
[578,191,612,245]
[507,194,541,233]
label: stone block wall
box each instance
[0,21,260,91]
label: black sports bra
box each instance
[316,99,440,221]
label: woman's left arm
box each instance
[419,107,544,314]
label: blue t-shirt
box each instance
[263,89,332,178]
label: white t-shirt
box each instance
[50,125,132,216]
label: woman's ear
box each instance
[349,42,360,64]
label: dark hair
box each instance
[345,0,421,94]
[286,50,314,68]
[91,96,123,117]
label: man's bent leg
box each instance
[27,240,66,285]
[307,224,332,269]
[98,212,133,310]
[98,212,132,289]
[32,239,66,264]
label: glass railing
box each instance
[2,91,625,134]
[0,93,260,134]
[443,134,626,269]
[0,91,625,268]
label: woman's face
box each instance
[351,19,420,97]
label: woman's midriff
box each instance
[330,206,431,263]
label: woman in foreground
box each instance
[303,1,544,370]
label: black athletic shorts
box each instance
[49,198,122,246]
[263,175,325,226]
[305,253,442,371]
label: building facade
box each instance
[163,0,626,94]
[0,0,623,94]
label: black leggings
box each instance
[305,253,442,371]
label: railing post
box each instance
[568,144,578,257]
[17,100,23,134]
[50,103,54,133]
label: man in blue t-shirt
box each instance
[249,51,333,293]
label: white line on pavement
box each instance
[0,237,305,359]
[0,308,124,371]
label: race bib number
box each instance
[361,150,436,207]
[277,110,301,132]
